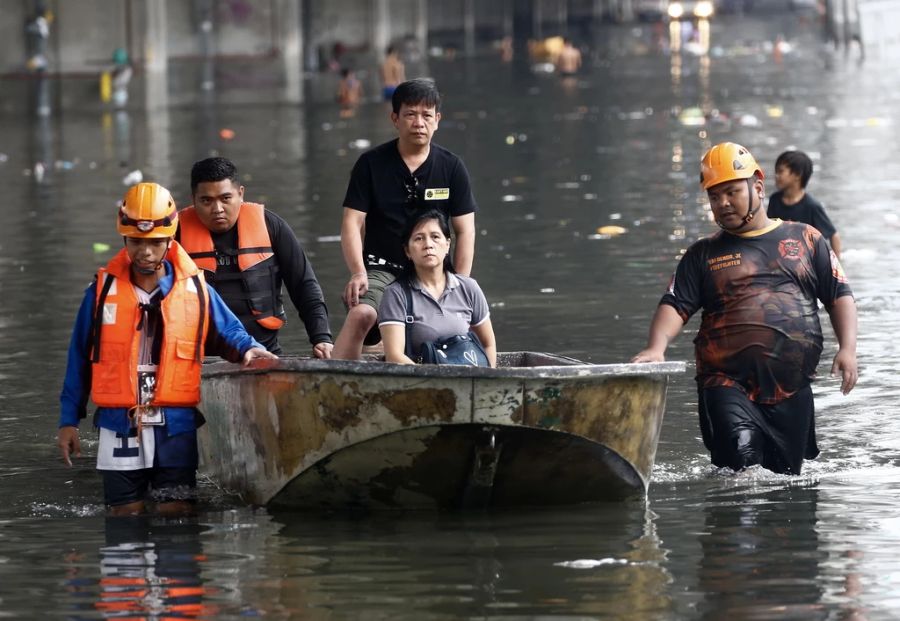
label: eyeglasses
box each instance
[404,175,419,205]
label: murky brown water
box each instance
[2,12,899,619]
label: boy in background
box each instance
[767,150,843,258]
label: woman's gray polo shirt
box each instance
[378,273,490,354]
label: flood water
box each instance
[2,12,900,620]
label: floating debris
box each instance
[122,169,142,185]
[316,235,341,243]
[539,287,556,294]
[92,242,111,253]
[349,138,371,149]
[678,107,705,126]
[219,128,236,140]
[766,106,783,118]
[554,558,628,569]
[501,195,523,202]
[33,162,45,182]
[596,225,627,236]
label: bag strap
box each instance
[401,278,415,360]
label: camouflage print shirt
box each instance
[661,220,852,404]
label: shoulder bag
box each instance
[402,279,490,367]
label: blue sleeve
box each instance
[59,284,97,428]
[205,285,265,362]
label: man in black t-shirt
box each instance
[633,143,858,475]
[333,78,478,359]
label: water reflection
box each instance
[89,517,212,619]
[101,110,132,168]
[266,503,672,617]
[28,79,54,187]
[695,482,827,619]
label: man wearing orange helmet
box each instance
[57,182,276,516]
[632,142,858,475]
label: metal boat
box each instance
[198,353,685,509]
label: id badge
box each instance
[139,407,165,426]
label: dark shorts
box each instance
[698,384,817,475]
[101,428,198,506]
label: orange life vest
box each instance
[89,242,210,408]
[178,203,284,330]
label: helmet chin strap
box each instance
[740,178,759,225]
[716,178,758,231]
[129,239,170,275]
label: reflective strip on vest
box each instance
[90,244,209,408]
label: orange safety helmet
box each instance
[117,183,178,238]
[699,142,764,190]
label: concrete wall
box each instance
[1,0,128,73]
[0,0,283,74]
[0,0,606,76]
[55,0,128,71]
[858,0,900,59]
[311,0,373,49]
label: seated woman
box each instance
[378,209,497,366]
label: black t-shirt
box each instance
[342,139,477,268]
[767,191,837,240]
[661,220,852,404]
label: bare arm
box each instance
[631,304,685,363]
[830,232,843,259]
[451,213,476,276]
[827,295,858,394]
[340,207,368,306]
[381,324,415,364]
[471,319,497,368]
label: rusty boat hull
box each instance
[198,353,685,509]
